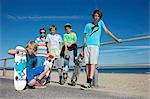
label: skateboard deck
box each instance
[14,46,27,91]
[62,51,70,83]
[40,54,55,85]
[70,54,84,86]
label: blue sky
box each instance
[0,0,150,67]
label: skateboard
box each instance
[14,46,27,90]
[62,51,70,83]
[40,54,55,85]
[70,53,84,86]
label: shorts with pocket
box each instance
[84,46,99,64]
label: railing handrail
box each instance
[78,35,150,48]
[101,35,150,46]
[0,64,150,69]
[0,57,14,61]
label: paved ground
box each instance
[0,78,147,99]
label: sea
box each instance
[0,66,150,74]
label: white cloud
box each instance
[7,15,17,20]
[7,15,88,21]
[114,46,150,49]
[101,48,137,53]
[101,46,150,53]
[133,33,150,37]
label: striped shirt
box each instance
[35,37,48,56]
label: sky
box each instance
[0,0,150,67]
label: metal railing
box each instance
[0,36,150,87]
[0,57,14,76]
[78,35,150,48]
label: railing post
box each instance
[3,59,7,76]
[92,65,99,88]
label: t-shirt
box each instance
[63,32,77,44]
[35,37,49,57]
[47,34,62,58]
[26,54,37,70]
[84,20,105,46]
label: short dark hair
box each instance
[49,25,57,31]
[39,28,46,34]
[64,23,72,29]
[92,9,103,19]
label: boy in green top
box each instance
[60,23,77,63]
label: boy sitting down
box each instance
[8,41,52,88]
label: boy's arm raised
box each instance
[103,26,121,43]
[8,49,26,55]
[8,49,18,55]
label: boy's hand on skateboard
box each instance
[47,52,54,57]
[44,53,55,69]
[16,49,26,55]
[47,53,51,57]
[47,52,55,60]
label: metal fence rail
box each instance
[78,35,150,48]
[100,35,150,45]
[0,57,14,76]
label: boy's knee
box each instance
[72,44,77,49]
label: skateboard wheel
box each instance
[71,81,76,86]
[15,76,18,80]
[41,78,47,85]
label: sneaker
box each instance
[86,78,92,88]
[26,85,35,89]
[83,83,91,88]
[88,83,92,88]
[34,81,46,88]
[46,80,51,84]
[70,81,76,86]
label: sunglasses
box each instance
[40,32,45,33]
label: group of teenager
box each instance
[8,9,121,89]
